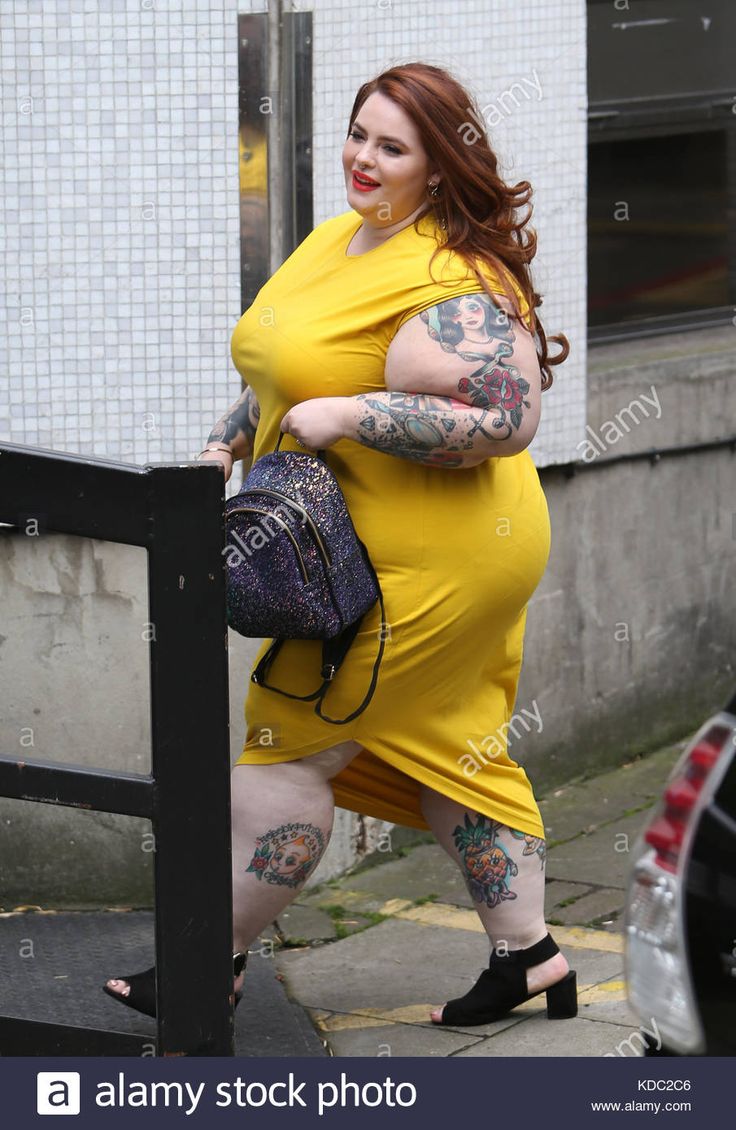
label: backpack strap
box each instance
[250,569,386,726]
[274,430,326,460]
[316,584,386,725]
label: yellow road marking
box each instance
[578,980,628,1004]
[310,980,629,1032]
[551,926,623,954]
[313,1005,436,1031]
[377,898,415,915]
[376,901,624,954]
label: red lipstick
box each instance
[352,171,380,192]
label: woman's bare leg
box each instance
[105,740,361,1000]
[418,783,568,1022]
[229,740,361,958]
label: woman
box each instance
[104,62,575,1029]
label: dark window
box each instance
[587,0,736,341]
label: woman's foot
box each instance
[103,952,246,1018]
[104,970,246,1001]
[430,935,574,1025]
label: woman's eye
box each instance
[348,130,400,155]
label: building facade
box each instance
[1,0,733,903]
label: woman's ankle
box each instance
[525,951,569,994]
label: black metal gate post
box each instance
[146,463,234,1056]
[0,441,235,1055]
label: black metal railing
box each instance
[0,440,234,1055]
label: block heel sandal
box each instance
[434,932,577,1026]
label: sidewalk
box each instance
[266,736,689,1057]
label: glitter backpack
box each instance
[224,432,385,724]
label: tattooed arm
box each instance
[343,391,524,468]
[281,291,542,467]
[355,290,542,467]
[206,383,260,462]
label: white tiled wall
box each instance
[1,0,241,469]
[1,0,586,469]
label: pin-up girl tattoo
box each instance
[421,294,531,439]
[421,294,515,358]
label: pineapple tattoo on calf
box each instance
[453,813,519,908]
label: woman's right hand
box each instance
[198,449,234,483]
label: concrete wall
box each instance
[0,532,368,908]
[2,328,733,907]
[515,325,736,788]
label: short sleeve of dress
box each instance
[395,245,531,332]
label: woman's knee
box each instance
[304,739,362,781]
[231,739,361,797]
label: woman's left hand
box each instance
[280,397,353,450]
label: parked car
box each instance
[624,691,736,1055]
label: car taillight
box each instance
[625,714,735,1055]
[643,727,730,874]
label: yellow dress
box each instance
[230,209,551,839]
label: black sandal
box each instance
[435,932,577,1026]
[102,951,247,1019]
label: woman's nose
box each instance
[355,142,376,167]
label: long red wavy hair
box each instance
[347,62,570,391]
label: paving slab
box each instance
[276,904,338,944]
[538,739,687,844]
[309,844,471,909]
[578,977,642,1029]
[548,887,625,927]
[544,811,654,888]
[236,951,328,1057]
[545,879,596,901]
[454,1013,642,1057]
[277,917,486,1017]
[316,1020,484,1057]
[276,911,626,1052]
[544,879,596,914]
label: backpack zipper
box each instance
[241,487,332,568]
[226,506,310,584]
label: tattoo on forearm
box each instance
[208,384,260,453]
[245,822,325,889]
[421,294,531,437]
[355,392,505,466]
